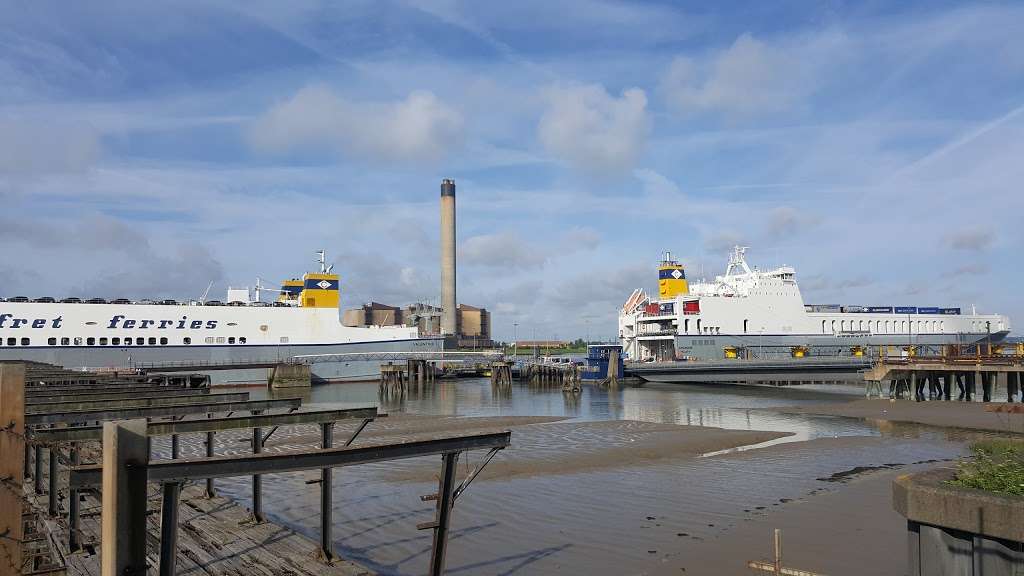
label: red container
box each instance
[683,301,700,314]
[645,303,661,315]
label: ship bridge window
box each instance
[87,337,95,346]
[48,337,56,346]
[136,337,145,346]
[61,337,69,346]
[228,337,235,344]
[148,337,157,345]
[6,338,14,346]
[20,338,29,346]
[183,337,191,345]
[99,337,108,346]
[159,337,168,345]
[112,337,120,346]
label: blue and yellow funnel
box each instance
[658,252,688,299]
[299,272,340,308]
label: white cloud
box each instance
[662,33,835,116]
[248,84,464,163]
[0,118,100,175]
[538,83,648,175]
[459,231,547,270]
[765,206,818,239]
[946,229,993,252]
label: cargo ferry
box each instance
[0,251,440,384]
[619,247,1010,362]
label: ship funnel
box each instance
[658,252,688,299]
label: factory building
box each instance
[342,301,492,347]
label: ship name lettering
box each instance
[107,315,218,330]
[0,314,62,329]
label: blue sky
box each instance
[1,1,1022,340]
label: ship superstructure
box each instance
[620,247,1011,362]
[0,251,437,383]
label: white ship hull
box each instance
[620,247,1012,362]
[0,300,429,384]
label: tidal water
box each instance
[175,379,987,575]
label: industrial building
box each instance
[342,301,492,347]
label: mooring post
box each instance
[429,451,461,576]
[205,430,216,497]
[319,421,335,562]
[0,364,26,572]
[171,433,180,459]
[944,371,954,401]
[101,419,149,576]
[158,481,182,576]
[69,442,81,551]
[48,446,59,516]
[252,411,265,522]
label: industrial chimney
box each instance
[440,178,457,335]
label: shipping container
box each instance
[917,307,940,314]
[940,307,961,315]
[894,307,916,314]
[644,303,660,315]
[682,300,700,315]
[869,306,895,313]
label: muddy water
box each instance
[180,380,984,575]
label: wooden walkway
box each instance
[33,476,372,576]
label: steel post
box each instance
[34,444,43,493]
[320,422,334,561]
[69,443,81,551]
[171,433,180,459]
[159,481,182,576]
[251,411,264,522]
[48,446,59,516]
[205,430,216,497]
[429,451,460,576]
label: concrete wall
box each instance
[895,469,1024,575]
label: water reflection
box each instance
[226,377,996,576]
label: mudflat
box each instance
[780,398,1024,433]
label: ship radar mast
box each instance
[725,246,752,277]
[316,250,335,274]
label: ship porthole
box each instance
[260,325,268,332]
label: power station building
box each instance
[342,301,492,347]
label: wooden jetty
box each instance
[1,361,511,576]
[519,361,582,393]
[863,349,1024,402]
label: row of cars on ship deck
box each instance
[0,296,291,307]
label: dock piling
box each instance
[428,451,460,576]
[319,422,335,562]
[0,364,25,573]
[251,410,264,523]
[159,481,182,576]
[100,418,148,576]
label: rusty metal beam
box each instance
[26,397,303,426]
[70,431,511,488]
